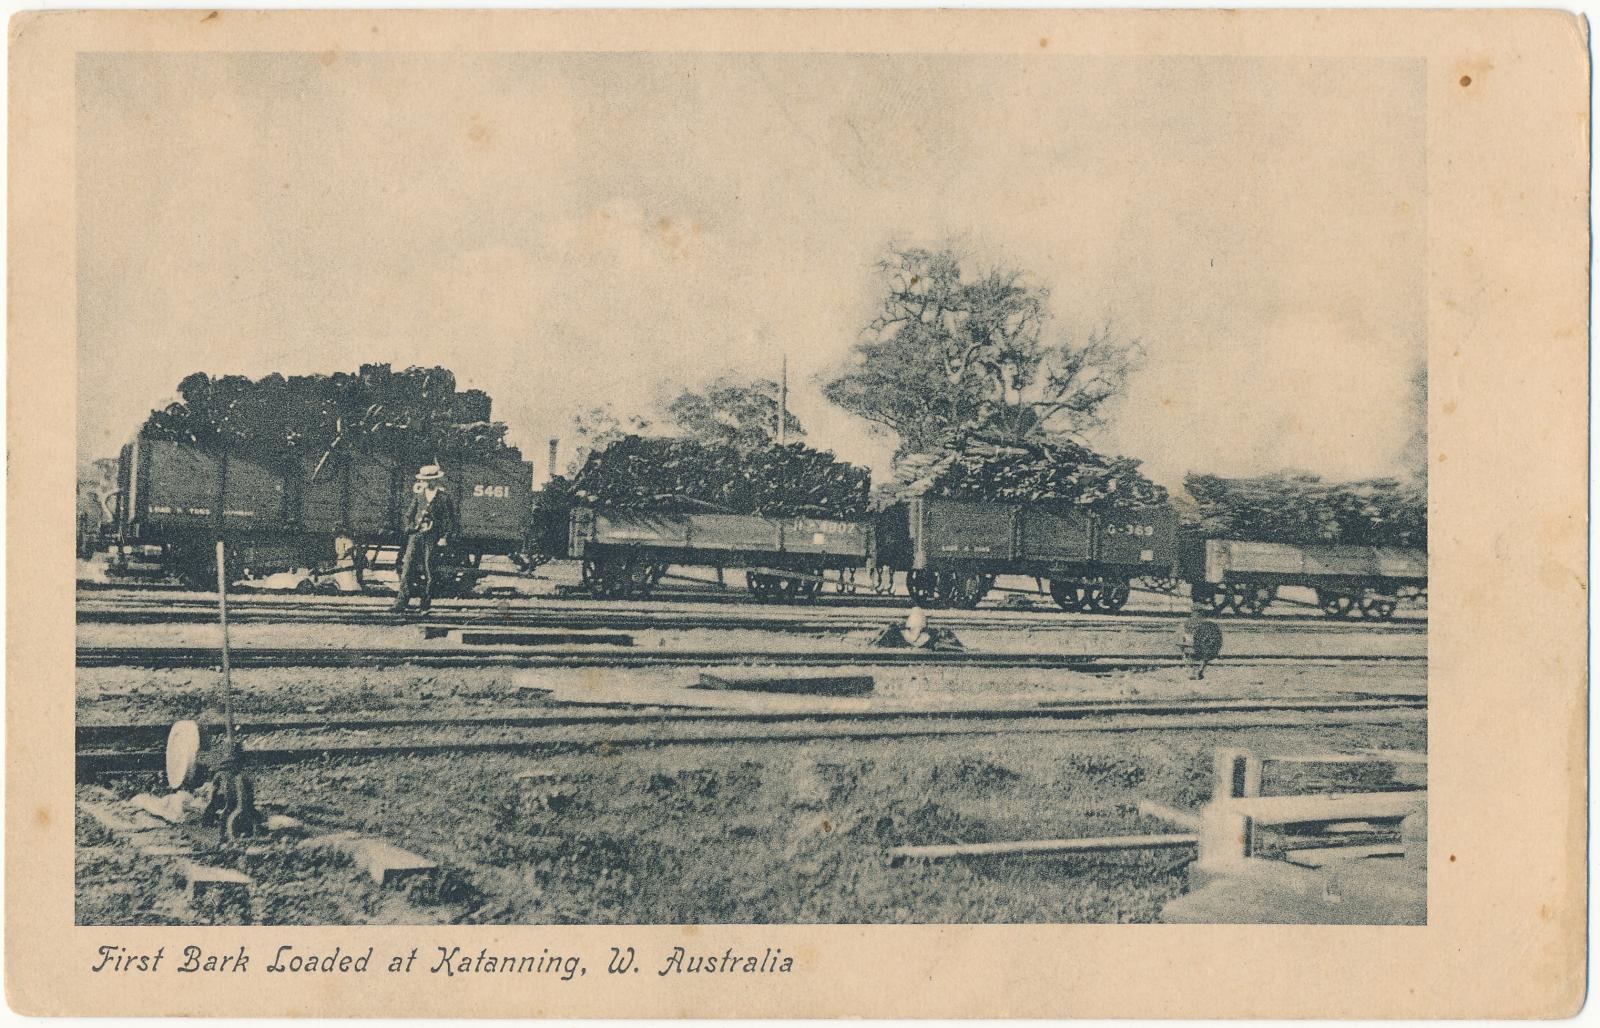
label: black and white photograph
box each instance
[70,45,1438,929]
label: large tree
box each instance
[664,376,803,453]
[823,245,1141,462]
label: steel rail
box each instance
[76,644,1427,671]
[74,603,1427,637]
[76,703,1426,778]
[75,695,1427,748]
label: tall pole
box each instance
[778,354,788,446]
[215,539,236,745]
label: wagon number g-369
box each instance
[1105,523,1156,537]
[472,484,511,498]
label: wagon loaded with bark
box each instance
[562,436,875,602]
[873,497,1179,610]
[876,436,1179,610]
[100,365,536,594]
[1179,474,1428,619]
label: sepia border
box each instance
[9,8,1589,1017]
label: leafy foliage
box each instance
[824,246,1141,461]
[663,376,803,452]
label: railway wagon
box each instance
[1180,538,1427,619]
[876,497,1180,610]
[568,507,873,601]
[107,433,534,590]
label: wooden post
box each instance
[1198,747,1261,870]
[1213,748,1262,800]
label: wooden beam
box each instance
[1265,751,1429,766]
[183,863,253,905]
[303,832,438,887]
[888,833,1197,866]
[1283,844,1405,869]
[1228,792,1425,825]
[695,673,874,697]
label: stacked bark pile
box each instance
[1183,473,1427,548]
[894,435,1168,515]
[570,435,871,518]
[140,365,521,467]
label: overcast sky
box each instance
[77,52,1426,488]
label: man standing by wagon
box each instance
[392,463,458,613]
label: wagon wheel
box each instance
[1204,586,1231,614]
[1138,574,1179,595]
[766,573,814,605]
[1094,580,1132,613]
[906,569,939,606]
[924,571,959,609]
[626,560,656,599]
[583,557,630,600]
[943,571,990,610]
[770,576,796,603]
[1318,589,1357,618]
[173,543,241,592]
[1235,584,1274,616]
[1048,579,1086,612]
[745,572,774,603]
[1359,595,1397,621]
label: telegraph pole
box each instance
[778,354,788,446]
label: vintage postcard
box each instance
[7,7,1589,1018]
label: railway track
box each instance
[78,581,1426,621]
[75,599,1426,637]
[76,644,1427,671]
[76,695,1427,778]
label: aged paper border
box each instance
[8,9,1589,1018]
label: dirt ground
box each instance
[75,578,1427,927]
[76,720,1426,926]
[76,659,1424,726]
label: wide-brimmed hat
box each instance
[415,464,446,482]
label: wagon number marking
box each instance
[1105,524,1157,537]
[472,484,511,498]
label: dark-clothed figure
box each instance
[392,464,458,612]
[1179,613,1224,680]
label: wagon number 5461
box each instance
[473,484,511,498]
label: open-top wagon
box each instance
[874,497,1180,610]
[103,433,534,593]
[567,507,873,601]
[1180,538,1427,619]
